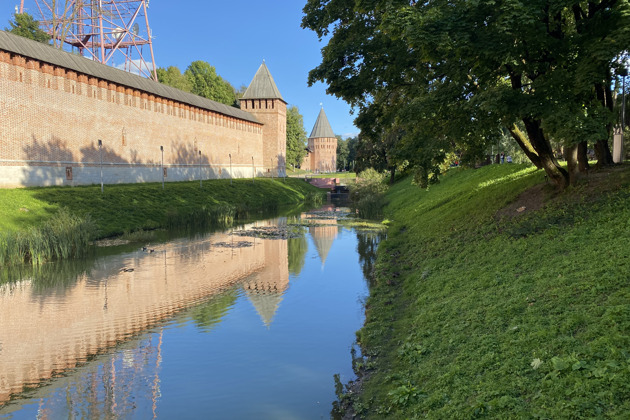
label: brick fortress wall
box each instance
[240,98,286,177]
[0,50,270,188]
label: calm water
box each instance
[0,206,381,419]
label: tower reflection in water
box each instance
[0,210,355,418]
[0,218,290,411]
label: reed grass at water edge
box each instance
[0,178,324,267]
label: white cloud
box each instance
[114,59,155,76]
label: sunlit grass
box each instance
[348,163,630,418]
[0,178,322,239]
[476,165,539,189]
[0,178,324,267]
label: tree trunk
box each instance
[577,141,590,172]
[594,139,613,167]
[563,144,580,185]
[594,82,614,167]
[522,117,569,188]
[389,167,396,185]
[508,125,543,168]
[506,72,568,187]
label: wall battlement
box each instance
[0,31,286,187]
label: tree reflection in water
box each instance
[356,230,386,288]
[189,289,239,332]
[287,234,308,276]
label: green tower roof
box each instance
[309,107,336,138]
[241,61,285,102]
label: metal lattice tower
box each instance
[27,0,157,80]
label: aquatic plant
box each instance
[0,208,97,266]
[166,204,237,230]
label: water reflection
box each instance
[0,331,166,419]
[0,207,379,419]
[300,204,344,267]
[356,230,387,287]
[0,219,286,406]
[188,290,239,333]
[287,235,308,276]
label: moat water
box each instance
[0,205,383,419]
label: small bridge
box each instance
[307,178,339,189]
[306,178,351,201]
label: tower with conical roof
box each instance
[240,62,287,177]
[303,107,337,173]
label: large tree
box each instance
[303,0,630,189]
[286,105,308,170]
[336,136,350,171]
[184,61,236,106]
[157,61,238,106]
[6,13,50,43]
[156,66,192,92]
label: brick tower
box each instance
[304,107,337,173]
[240,61,287,177]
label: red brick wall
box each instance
[0,50,270,187]
[303,136,337,173]
[240,98,286,176]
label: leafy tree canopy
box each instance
[336,136,350,171]
[156,61,237,107]
[336,135,359,171]
[302,0,630,188]
[286,105,308,170]
[156,66,192,92]
[6,13,50,43]
[184,61,236,106]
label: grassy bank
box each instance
[289,170,357,179]
[0,178,323,265]
[345,164,630,418]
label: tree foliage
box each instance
[303,0,630,189]
[6,13,50,43]
[336,136,350,171]
[342,136,359,172]
[286,106,308,170]
[350,168,388,219]
[184,61,237,106]
[156,66,192,92]
[157,61,237,106]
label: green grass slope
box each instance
[351,164,630,418]
[0,178,321,238]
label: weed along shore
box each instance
[0,178,323,266]
[339,164,630,418]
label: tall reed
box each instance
[165,199,285,231]
[0,208,97,266]
[166,204,237,230]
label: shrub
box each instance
[350,168,388,219]
[305,191,324,206]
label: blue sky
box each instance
[2,0,358,138]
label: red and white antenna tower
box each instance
[28,0,157,80]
